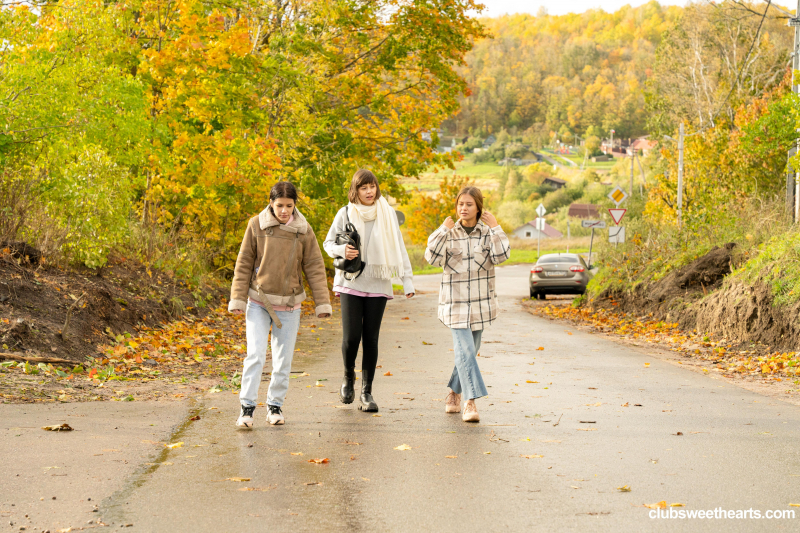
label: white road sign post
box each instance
[535,203,546,258]
[582,219,605,265]
[609,226,626,244]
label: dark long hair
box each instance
[270,181,298,203]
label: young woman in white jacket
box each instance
[323,169,414,412]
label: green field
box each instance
[400,160,503,192]
[540,148,616,170]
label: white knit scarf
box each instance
[348,197,404,279]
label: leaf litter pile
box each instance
[526,301,800,391]
[0,306,252,403]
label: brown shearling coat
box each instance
[228,207,332,318]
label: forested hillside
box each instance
[445,1,683,142]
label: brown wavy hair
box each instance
[455,186,483,220]
[348,169,382,204]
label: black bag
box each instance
[333,207,365,278]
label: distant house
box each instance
[543,177,567,189]
[498,157,541,166]
[513,220,563,240]
[483,134,496,148]
[567,203,600,219]
[631,137,657,156]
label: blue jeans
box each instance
[447,329,487,400]
[239,302,302,408]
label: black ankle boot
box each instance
[339,369,355,404]
[359,378,379,412]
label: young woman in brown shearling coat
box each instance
[228,181,331,428]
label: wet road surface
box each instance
[32,264,800,531]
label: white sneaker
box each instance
[445,391,461,413]
[462,402,480,423]
[268,405,285,425]
[236,405,255,429]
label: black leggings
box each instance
[340,293,387,381]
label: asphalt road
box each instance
[5,264,800,532]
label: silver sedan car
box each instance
[529,253,593,299]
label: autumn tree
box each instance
[405,175,471,245]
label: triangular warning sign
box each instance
[608,208,627,225]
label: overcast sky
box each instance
[478,0,690,17]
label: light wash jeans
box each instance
[447,328,487,400]
[239,302,302,408]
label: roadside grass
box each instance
[732,228,800,306]
[587,196,789,298]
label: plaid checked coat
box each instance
[424,221,511,331]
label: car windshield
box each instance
[537,256,579,264]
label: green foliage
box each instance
[734,230,800,306]
[41,146,133,268]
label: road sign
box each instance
[609,226,625,244]
[608,186,627,206]
[789,18,800,27]
[608,208,627,225]
[536,203,546,217]
[535,217,546,231]
[581,219,606,229]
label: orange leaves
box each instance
[308,458,330,464]
[531,303,800,380]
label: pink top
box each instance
[334,286,392,299]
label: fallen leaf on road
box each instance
[304,482,322,486]
[239,486,276,492]
[315,382,325,387]
[372,414,381,417]
[225,477,251,482]
[577,428,597,431]
[644,363,651,367]
[520,454,543,459]
[42,423,73,431]
[644,501,667,509]
[308,458,330,464]
[401,317,409,320]
[141,440,161,445]
[384,371,393,376]
[165,442,183,449]
[422,341,433,345]
[344,441,362,445]
[571,486,580,489]
[671,503,684,507]
[299,372,310,377]
[579,421,596,424]
[484,452,491,455]
[362,477,369,481]
[537,347,544,351]
[586,402,602,407]
[634,404,642,407]
[445,455,458,459]
[394,444,412,451]
[676,432,683,436]
[622,402,629,407]
[526,380,538,383]
[291,452,303,456]
[58,528,72,533]
[790,504,800,507]
[189,416,200,421]
[617,485,632,492]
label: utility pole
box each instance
[790,1,800,223]
[677,122,685,230]
[630,147,635,198]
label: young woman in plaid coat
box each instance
[424,186,510,422]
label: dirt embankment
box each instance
[592,243,800,351]
[0,242,225,363]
